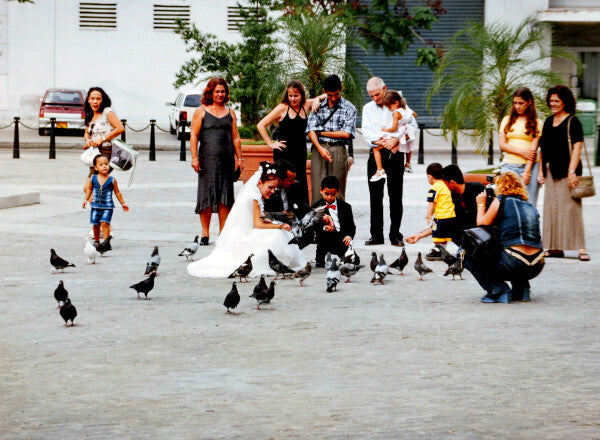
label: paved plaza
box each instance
[1,148,599,439]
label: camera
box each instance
[485,175,496,207]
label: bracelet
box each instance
[569,170,576,174]
[477,204,485,208]
[237,158,244,161]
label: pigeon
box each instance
[342,241,360,265]
[268,249,294,279]
[54,280,68,308]
[223,282,241,314]
[250,280,276,310]
[444,250,465,280]
[298,205,328,232]
[59,298,77,326]
[389,248,409,275]
[437,244,458,267]
[324,252,341,270]
[293,261,312,286]
[371,254,390,284]
[340,262,363,283]
[144,246,161,275]
[95,235,112,255]
[228,253,254,282]
[253,275,268,298]
[84,237,101,264]
[326,259,342,292]
[50,249,75,273]
[178,235,200,261]
[129,272,156,300]
[370,252,379,272]
[414,252,433,280]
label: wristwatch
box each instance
[569,169,576,174]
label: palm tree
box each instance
[427,16,576,154]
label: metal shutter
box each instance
[79,2,117,29]
[153,4,191,30]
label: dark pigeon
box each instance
[253,275,268,298]
[444,250,465,280]
[54,280,68,308]
[50,249,75,273]
[223,282,241,314]
[340,262,363,283]
[293,262,312,286]
[129,272,156,300]
[228,253,254,283]
[414,252,433,280]
[59,298,77,326]
[437,244,458,267]
[268,249,294,280]
[95,235,112,255]
[144,246,161,275]
[250,280,275,310]
[389,248,409,275]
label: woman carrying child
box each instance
[83,87,125,176]
[370,90,417,182]
[83,155,129,246]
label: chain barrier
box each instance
[125,122,151,132]
[19,121,40,130]
[0,121,15,130]
[424,128,446,137]
[155,124,171,133]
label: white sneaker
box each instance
[369,169,387,182]
[404,163,413,173]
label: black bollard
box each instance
[417,123,425,165]
[49,117,56,159]
[451,138,457,165]
[121,119,127,142]
[13,117,20,159]
[149,119,156,161]
[179,119,187,161]
[487,135,493,165]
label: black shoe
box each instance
[390,237,404,247]
[200,236,209,245]
[425,248,442,261]
[365,237,384,246]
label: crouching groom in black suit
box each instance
[263,159,311,218]
[313,176,356,268]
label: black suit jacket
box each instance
[312,198,356,239]
[263,181,310,218]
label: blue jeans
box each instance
[464,249,544,300]
[500,162,540,206]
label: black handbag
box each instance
[461,196,505,262]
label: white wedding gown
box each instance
[187,168,307,278]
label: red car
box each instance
[38,89,86,135]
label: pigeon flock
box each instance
[49,234,466,325]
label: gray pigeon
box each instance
[340,262,363,283]
[145,246,161,275]
[178,235,199,261]
[59,298,77,327]
[268,249,294,279]
[84,237,101,264]
[293,262,312,286]
[250,280,276,310]
[389,248,408,275]
[342,241,360,265]
[444,250,465,280]
[324,252,341,270]
[414,252,433,280]
[370,252,379,272]
[326,259,341,292]
[50,249,75,273]
[228,253,254,282]
[223,282,241,314]
[371,254,390,285]
[54,280,68,308]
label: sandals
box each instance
[544,250,564,258]
[579,252,591,261]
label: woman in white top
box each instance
[83,87,124,175]
[499,87,542,205]
[188,162,307,278]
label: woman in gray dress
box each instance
[190,78,243,245]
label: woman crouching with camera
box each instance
[464,172,544,304]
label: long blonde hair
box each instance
[494,171,529,200]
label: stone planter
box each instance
[240,144,273,183]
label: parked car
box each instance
[39,89,86,135]
[166,89,203,139]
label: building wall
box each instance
[1,0,240,125]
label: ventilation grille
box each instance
[153,4,191,30]
[79,2,117,29]
[227,6,264,31]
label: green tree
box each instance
[174,0,279,125]
[428,17,576,153]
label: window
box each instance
[153,4,190,30]
[79,2,117,29]
[183,94,201,107]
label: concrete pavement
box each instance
[1,150,599,439]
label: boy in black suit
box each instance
[313,176,356,268]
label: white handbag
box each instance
[80,147,100,167]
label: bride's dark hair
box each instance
[259,161,278,182]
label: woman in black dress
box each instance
[190,77,243,245]
[257,80,323,203]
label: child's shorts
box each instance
[432,217,457,243]
[90,207,113,225]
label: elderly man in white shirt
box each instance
[362,77,411,247]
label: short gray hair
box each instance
[366,77,385,91]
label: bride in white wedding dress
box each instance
[188,162,307,278]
